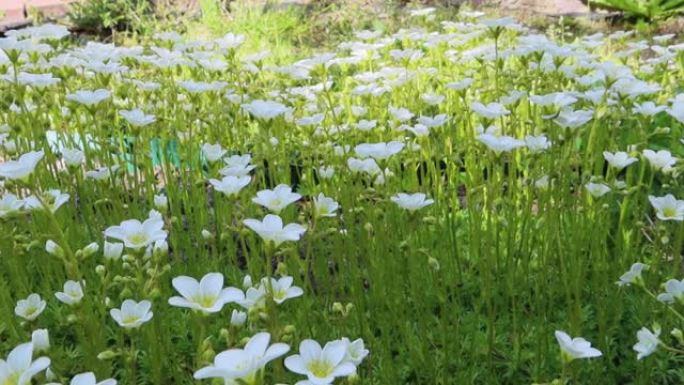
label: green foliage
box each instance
[68,0,154,35]
[589,0,684,20]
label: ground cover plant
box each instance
[1,7,684,384]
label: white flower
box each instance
[554,330,602,362]
[669,99,684,124]
[391,193,434,212]
[7,23,69,40]
[584,182,611,198]
[31,329,50,352]
[318,166,334,179]
[220,155,255,177]
[237,286,268,310]
[110,299,153,328]
[210,175,251,197]
[23,189,70,213]
[616,262,648,286]
[355,120,376,131]
[657,279,684,303]
[243,214,306,246]
[69,372,117,385]
[15,293,46,321]
[194,332,289,384]
[119,109,156,127]
[554,109,593,129]
[62,148,85,167]
[347,158,381,176]
[354,141,404,160]
[446,78,473,91]
[313,193,339,218]
[530,92,577,108]
[0,193,23,217]
[633,101,666,116]
[603,151,637,171]
[477,134,525,154]
[524,135,551,153]
[341,338,369,366]
[103,241,124,261]
[178,80,226,93]
[104,217,167,249]
[297,114,325,127]
[648,194,684,221]
[216,32,246,51]
[417,114,448,128]
[66,89,111,106]
[55,280,84,306]
[0,150,44,180]
[471,102,510,119]
[388,106,414,122]
[643,149,677,172]
[168,272,244,313]
[633,327,660,360]
[201,143,226,163]
[85,165,119,180]
[261,276,304,304]
[0,343,50,385]
[421,94,444,106]
[16,72,60,88]
[241,100,292,120]
[252,184,302,213]
[285,339,357,385]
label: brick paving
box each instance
[0,0,76,31]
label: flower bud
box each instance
[154,194,168,212]
[104,241,124,261]
[243,275,253,289]
[97,350,118,360]
[45,240,64,258]
[82,242,99,258]
[31,329,50,352]
[230,310,247,327]
[153,240,168,258]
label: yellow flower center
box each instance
[2,372,20,385]
[195,294,217,308]
[128,232,149,245]
[663,207,677,218]
[307,359,333,378]
[24,305,37,317]
[122,315,140,324]
[273,289,286,301]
